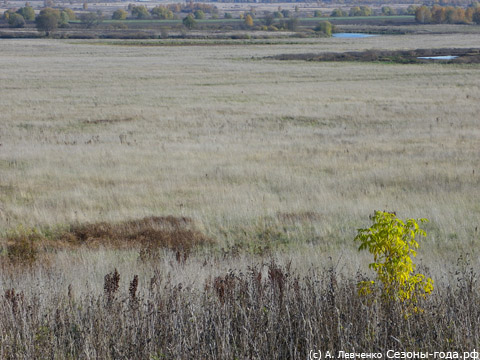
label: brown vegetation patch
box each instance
[276,211,322,223]
[83,117,135,125]
[62,216,210,251]
[1,216,212,265]
[269,48,480,64]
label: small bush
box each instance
[150,6,173,20]
[112,9,128,21]
[8,13,25,28]
[107,23,128,30]
[314,21,333,36]
[17,6,35,21]
[330,8,347,17]
[62,8,76,21]
[80,12,103,29]
[244,14,254,27]
[182,14,196,30]
[131,5,149,19]
[5,225,43,265]
[194,10,205,20]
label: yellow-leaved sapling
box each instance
[355,211,434,313]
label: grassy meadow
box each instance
[0,33,480,357]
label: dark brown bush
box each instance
[104,268,120,304]
[61,216,211,253]
[6,238,37,264]
[4,227,44,265]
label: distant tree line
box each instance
[415,4,480,23]
[328,5,414,17]
[326,5,418,17]
[2,4,109,34]
[2,2,220,27]
[120,3,218,20]
[330,6,372,17]
[209,0,475,5]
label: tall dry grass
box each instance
[0,254,479,359]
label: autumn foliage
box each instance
[415,5,479,24]
[355,211,434,314]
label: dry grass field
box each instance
[1,34,479,250]
[0,33,479,357]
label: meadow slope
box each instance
[1,35,479,254]
[0,32,480,358]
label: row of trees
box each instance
[2,6,104,33]
[117,4,219,20]
[124,6,173,20]
[114,4,480,24]
[3,5,76,29]
[415,4,480,24]
[329,5,418,17]
[181,12,251,29]
[3,2,221,26]
[211,0,477,6]
[329,6,373,17]
[123,2,218,20]
[181,11,331,32]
